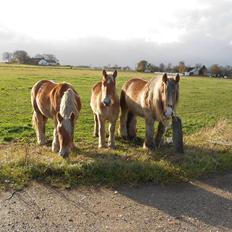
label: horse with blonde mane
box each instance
[31,80,81,157]
[119,73,180,149]
[90,70,119,148]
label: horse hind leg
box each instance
[32,111,47,145]
[127,112,137,140]
[93,114,99,137]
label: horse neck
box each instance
[147,79,164,121]
[60,89,76,117]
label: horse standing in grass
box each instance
[90,70,119,148]
[119,73,180,149]
[31,80,81,157]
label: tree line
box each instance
[136,60,232,77]
[2,50,59,65]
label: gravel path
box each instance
[1,174,232,232]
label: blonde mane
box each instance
[145,77,165,122]
[60,88,78,118]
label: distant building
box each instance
[185,65,207,76]
[38,59,59,66]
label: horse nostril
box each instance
[103,98,111,106]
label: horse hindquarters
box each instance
[32,111,47,145]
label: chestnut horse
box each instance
[31,80,81,157]
[119,73,180,149]
[90,70,119,148]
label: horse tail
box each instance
[120,89,127,111]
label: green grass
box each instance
[0,64,232,190]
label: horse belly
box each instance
[36,96,52,118]
[126,96,144,117]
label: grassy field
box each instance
[0,64,232,189]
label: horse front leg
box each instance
[155,122,166,148]
[97,115,106,148]
[52,128,59,153]
[32,111,47,145]
[143,117,155,149]
[108,120,116,149]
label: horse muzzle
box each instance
[103,98,111,107]
[164,105,173,118]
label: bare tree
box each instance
[178,61,185,73]
[2,52,13,63]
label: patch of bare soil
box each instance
[1,173,232,232]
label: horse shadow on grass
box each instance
[67,138,232,230]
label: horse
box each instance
[119,73,180,149]
[90,70,119,149]
[31,80,81,157]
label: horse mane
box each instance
[145,76,165,121]
[60,88,79,118]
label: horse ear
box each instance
[69,112,75,122]
[162,73,168,83]
[57,112,63,123]
[113,70,117,79]
[102,70,107,79]
[175,73,180,83]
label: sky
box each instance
[0,0,232,67]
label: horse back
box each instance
[121,78,147,105]
[120,78,148,117]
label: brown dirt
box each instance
[1,174,232,232]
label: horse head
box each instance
[56,111,75,157]
[101,70,117,107]
[161,73,180,118]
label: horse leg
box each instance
[52,128,59,153]
[127,112,137,140]
[155,122,166,148]
[32,111,47,145]
[97,115,106,148]
[93,114,99,137]
[119,108,128,139]
[108,120,116,149]
[143,116,155,149]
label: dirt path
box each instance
[1,174,232,232]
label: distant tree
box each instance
[178,61,185,73]
[210,64,222,76]
[166,63,172,72]
[159,63,165,72]
[173,65,179,73]
[42,54,58,62]
[13,50,30,64]
[136,60,148,72]
[2,52,11,62]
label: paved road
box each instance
[0,174,232,231]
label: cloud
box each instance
[0,0,232,67]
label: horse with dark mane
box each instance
[119,73,180,149]
[90,70,119,149]
[31,80,81,157]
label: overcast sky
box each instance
[1,0,232,67]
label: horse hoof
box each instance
[98,144,107,149]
